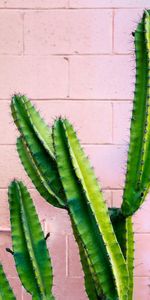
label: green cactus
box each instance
[10,9,150,300]
[8,180,54,300]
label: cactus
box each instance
[10,9,150,300]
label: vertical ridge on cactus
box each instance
[8,180,54,300]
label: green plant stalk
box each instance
[53,118,129,300]
[139,11,150,193]
[70,216,102,300]
[110,209,134,300]
[126,217,134,300]
[121,11,150,216]
[8,180,54,300]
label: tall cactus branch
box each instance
[53,118,128,300]
[122,11,150,216]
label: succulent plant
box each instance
[10,9,150,300]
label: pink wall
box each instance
[0,0,149,299]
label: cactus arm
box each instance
[8,181,41,298]
[53,118,123,300]
[126,217,134,300]
[121,14,150,216]
[70,216,102,300]
[11,95,66,207]
[19,181,53,298]
[57,118,128,300]
[109,208,126,258]
[8,180,54,300]
[17,137,65,208]
[68,198,117,299]
[110,209,134,300]
[11,94,54,158]
[139,11,150,196]
[0,264,16,300]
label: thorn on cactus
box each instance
[45,232,50,240]
[6,248,14,256]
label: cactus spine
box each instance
[10,10,150,300]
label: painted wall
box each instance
[0,0,149,299]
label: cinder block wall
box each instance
[0,0,149,299]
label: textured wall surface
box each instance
[0,0,149,299]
